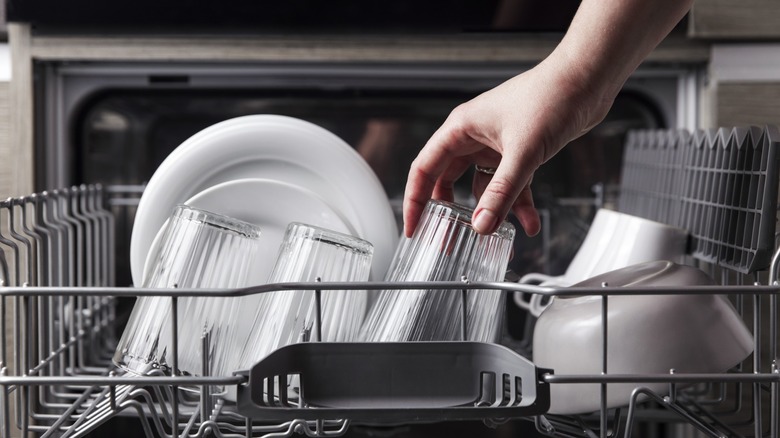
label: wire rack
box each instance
[0,185,777,438]
[619,126,780,274]
[5,135,780,438]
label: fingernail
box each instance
[473,209,498,234]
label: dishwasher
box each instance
[1,125,779,438]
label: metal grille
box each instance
[619,125,780,274]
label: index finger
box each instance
[403,125,482,237]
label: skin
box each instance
[403,0,696,237]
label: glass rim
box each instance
[174,204,262,239]
[425,199,515,240]
[286,222,374,255]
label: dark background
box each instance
[6,0,580,33]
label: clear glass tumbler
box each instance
[361,200,515,342]
[233,222,374,375]
[113,205,263,376]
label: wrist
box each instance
[544,0,694,110]
[535,50,617,138]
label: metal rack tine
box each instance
[54,190,76,288]
[9,198,36,287]
[85,186,106,288]
[20,196,45,288]
[69,186,91,288]
[44,191,65,287]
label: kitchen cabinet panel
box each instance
[716,82,780,126]
[690,0,780,38]
[0,82,10,192]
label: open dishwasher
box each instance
[1,126,779,438]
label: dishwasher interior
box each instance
[1,125,779,438]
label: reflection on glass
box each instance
[361,200,515,342]
[113,205,262,377]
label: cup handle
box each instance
[510,272,556,314]
[527,293,552,317]
[517,272,555,284]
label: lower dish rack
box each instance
[1,186,779,438]
[2,281,778,438]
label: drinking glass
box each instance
[231,222,374,376]
[113,205,263,376]
[361,199,515,342]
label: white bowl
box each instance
[532,261,754,415]
[516,209,689,315]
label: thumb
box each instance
[472,161,529,234]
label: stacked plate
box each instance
[130,115,399,286]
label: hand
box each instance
[402,0,694,238]
[404,59,612,237]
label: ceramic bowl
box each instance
[532,260,754,415]
[516,209,689,316]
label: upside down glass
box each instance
[233,222,374,374]
[113,205,263,376]
[360,200,515,342]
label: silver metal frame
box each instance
[36,62,698,189]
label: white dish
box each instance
[515,209,689,316]
[532,261,753,415]
[131,115,398,285]
[142,178,356,286]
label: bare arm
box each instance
[403,0,694,237]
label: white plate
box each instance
[131,115,398,285]
[142,178,356,286]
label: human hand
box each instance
[402,0,693,238]
[403,59,613,237]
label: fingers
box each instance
[432,157,473,202]
[407,139,540,237]
[404,157,471,238]
[408,133,542,237]
[404,96,546,237]
[403,143,451,237]
[471,154,530,234]
[473,167,540,236]
[403,116,483,237]
[402,189,428,239]
[512,185,541,237]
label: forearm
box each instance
[548,0,694,104]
